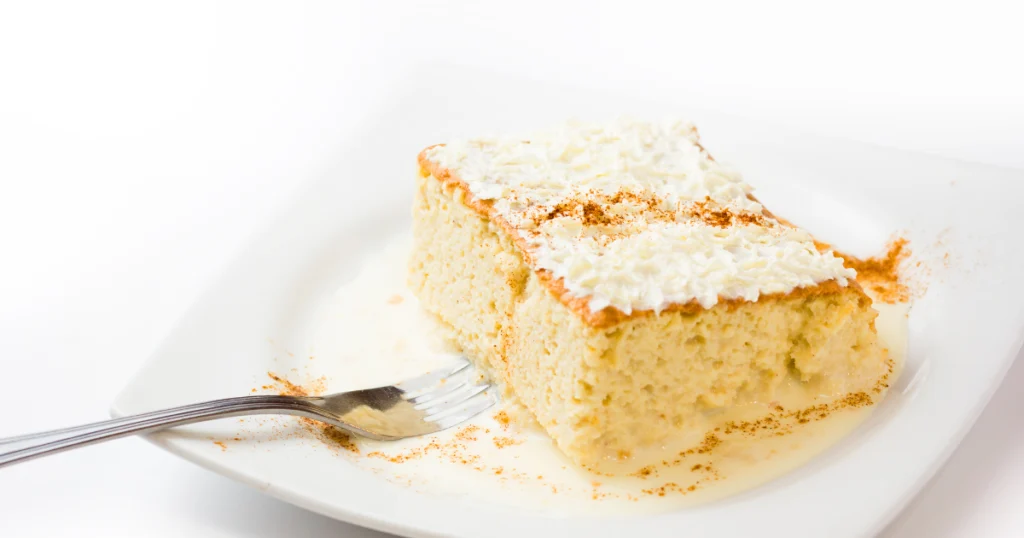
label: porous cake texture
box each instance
[409,120,888,467]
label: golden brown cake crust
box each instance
[418,148,870,329]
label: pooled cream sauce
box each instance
[300,233,908,515]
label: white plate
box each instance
[113,65,1024,537]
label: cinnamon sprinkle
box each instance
[455,425,481,442]
[532,188,674,229]
[493,436,522,449]
[265,372,359,454]
[837,238,911,303]
[267,372,308,397]
[537,190,774,230]
[689,197,769,228]
[493,410,512,429]
[366,425,482,467]
[544,197,624,227]
[631,466,655,479]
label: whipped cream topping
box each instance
[424,119,855,314]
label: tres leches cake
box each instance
[409,120,890,470]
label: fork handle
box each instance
[0,395,318,468]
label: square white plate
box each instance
[113,65,1024,537]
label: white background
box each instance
[1,1,1022,536]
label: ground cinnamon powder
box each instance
[542,194,624,226]
[836,238,911,302]
[689,197,770,228]
[266,372,359,454]
[493,410,512,429]
[493,436,522,448]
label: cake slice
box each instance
[409,120,889,469]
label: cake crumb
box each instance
[387,294,405,305]
[213,441,227,451]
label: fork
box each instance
[0,358,495,468]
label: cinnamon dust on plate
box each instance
[265,372,359,454]
[836,237,911,303]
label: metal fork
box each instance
[0,358,495,468]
